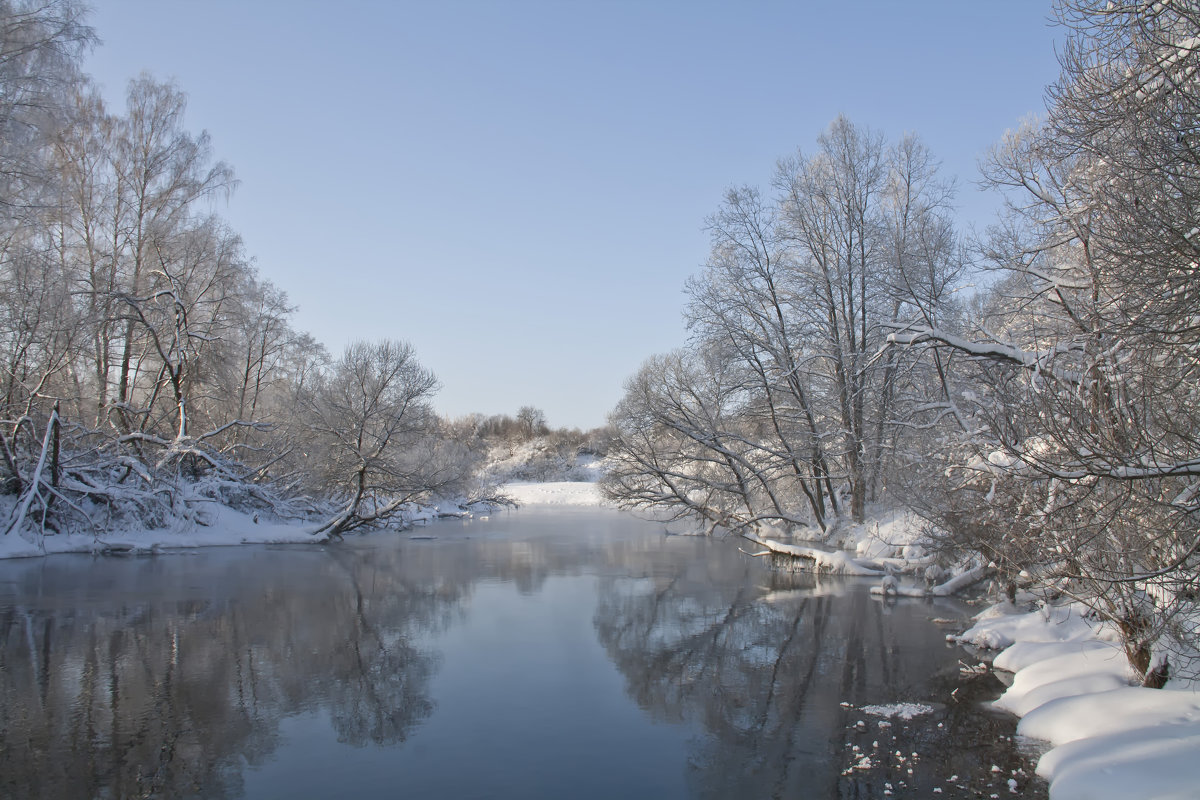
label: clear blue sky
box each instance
[83,1,1061,430]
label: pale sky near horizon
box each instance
[83,1,1061,430]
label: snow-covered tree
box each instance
[0,3,487,540]
[302,340,474,537]
[892,0,1200,683]
[605,120,963,535]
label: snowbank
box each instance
[501,480,606,507]
[0,496,489,559]
[0,503,319,559]
[0,477,603,559]
[956,603,1200,800]
[741,508,995,587]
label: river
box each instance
[0,507,1046,798]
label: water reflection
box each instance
[0,546,451,799]
[594,555,1047,798]
[0,510,1045,799]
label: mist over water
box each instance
[0,509,1045,798]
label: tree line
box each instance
[602,0,1200,685]
[0,1,487,540]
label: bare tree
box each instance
[773,116,890,522]
[303,340,446,537]
[108,75,235,432]
[684,185,838,530]
[890,0,1200,683]
[603,344,788,533]
[515,405,547,440]
[605,120,962,537]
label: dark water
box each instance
[0,508,1046,799]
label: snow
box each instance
[1033,724,1200,800]
[500,480,606,507]
[957,602,1103,651]
[752,536,884,575]
[859,702,936,720]
[0,472,607,561]
[988,450,1016,468]
[0,503,319,559]
[957,603,1200,800]
[484,443,608,507]
[993,648,1131,717]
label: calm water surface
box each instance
[0,508,1046,799]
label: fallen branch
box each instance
[4,408,58,537]
[743,534,884,576]
[739,547,773,557]
[870,564,994,598]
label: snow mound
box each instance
[956,602,1100,650]
[963,602,1200,800]
[1020,686,1200,745]
[1033,723,1200,800]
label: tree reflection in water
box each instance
[0,545,452,799]
[0,514,1047,799]
[594,550,1047,799]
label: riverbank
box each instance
[0,478,608,559]
[0,502,319,559]
[956,602,1200,799]
[0,496,484,559]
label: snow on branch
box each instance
[743,534,883,576]
[886,326,1084,384]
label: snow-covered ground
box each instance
[0,503,320,559]
[492,445,608,507]
[0,475,609,558]
[957,603,1200,800]
[500,480,606,507]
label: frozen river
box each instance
[0,507,1045,798]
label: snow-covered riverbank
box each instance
[0,477,607,559]
[0,503,321,559]
[957,603,1200,800]
[500,480,606,507]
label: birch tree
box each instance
[107,75,235,432]
[774,116,889,522]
